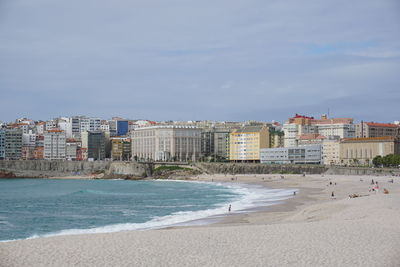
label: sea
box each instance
[0,178,295,242]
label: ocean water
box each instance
[0,179,295,242]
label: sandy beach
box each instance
[1,173,400,267]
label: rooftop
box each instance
[341,136,397,142]
[365,122,400,128]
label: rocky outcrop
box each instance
[0,170,16,178]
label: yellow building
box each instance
[339,136,400,166]
[229,126,270,162]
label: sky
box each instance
[0,0,399,123]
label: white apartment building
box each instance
[36,122,46,135]
[58,119,71,138]
[80,117,101,133]
[316,123,355,139]
[22,131,36,147]
[100,121,110,132]
[46,120,58,131]
[66,142,79,160]
[44,130,66,160]
[260,144,322,164]
[283,124,317,147]
[131,125,202,161]
[283,115,354,147]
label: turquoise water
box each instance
[0,179,295,242]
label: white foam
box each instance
[17,181,296,241]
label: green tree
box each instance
[372,155,383,167]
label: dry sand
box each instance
[1,174,400,267]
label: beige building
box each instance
[131,125,202,161]
[297,133,326,146]
[322,136,341,165]
[339,137,400,166]
[229,126,270,162]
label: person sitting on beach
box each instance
[383,188,389,194]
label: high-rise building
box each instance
[4,128,23,160]
[201,127,231,161]
[229,126,270,162]
[81,131,106,160]
[117,120,129,136]
[79,117,101,133]
[66,139,80,160]
[22,130,36,160]
[44,130,66,160]
[0,129,5,159]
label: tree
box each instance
[372,155,383,167]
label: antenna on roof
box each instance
[328,108,330,118]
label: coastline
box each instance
[1,174,400,266]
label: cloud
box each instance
[0,0,399,123]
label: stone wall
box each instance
[194,163,328,175]
[1,160,398,178]
[0,160,149,178]
[326,166,400,176]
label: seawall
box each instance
[0,160,149,178]
[325,166,400,176]
[194,163,328,175]
[1,160,398,178]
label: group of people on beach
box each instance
[370,179,380,193]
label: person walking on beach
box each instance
[228,204,231,213]
[331,191,335,199]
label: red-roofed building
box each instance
[356,122,400,138]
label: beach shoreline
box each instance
[1,173,400,266]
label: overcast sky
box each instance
[0,0,399,123]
